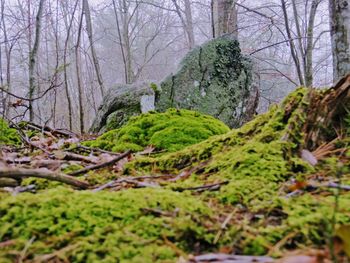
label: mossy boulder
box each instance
[156,34,258,128]
[89,82,155,134]
[84,108,230,152]
[0,118,21,146]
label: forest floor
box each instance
[0,75,350,263]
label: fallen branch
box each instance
[68,150,131,176]
[23,122,77,138]
[92,177,159,192]
[54,151,98,163]
[9,121,52,155]
[0,168,89,189]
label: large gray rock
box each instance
[89,82,155,133]
[155,34,257,128]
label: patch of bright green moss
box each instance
[84,108,230,153]
[0,118,21,146]
[0,187,227,262]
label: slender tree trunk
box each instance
[304,0,321,87]
[122,0,133,84]
[28,0,45,122]
[75,5,85,133]
[212,0,238,38]
[61,0,79,130]
[82,0,105,96]
[329,0,350,81]
[281,0,305,86]
[291,0,306,80]
[1,0,11,118]
[112,0,128,84]
[171,0,195,49]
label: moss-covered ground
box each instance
[0,86,349,262]
[83,108,230,152]
[0,118,21,146]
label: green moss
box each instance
[0,118,21,146]
[84,109,230,153]
[0,187,226,262]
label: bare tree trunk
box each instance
[1,0,11,118]
[28,0,45,122]
[122,0,134,84]
[61,0,79,130]
[281,0,305,86]
[183,0,195,49]
[82,0,105,96]
[171,0,195,49]
[75,5,85,133]
[304,0,321,87]
[212,0,238,38]
[112,0,128,84]
[291,0,306,80]
[329,0,350,81]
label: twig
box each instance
[214,210,236,244]
[0,168,89,189]
[68,150,131,176]
[140,207,179,217]
[23,122,76,137]
[9,121,52,155]
[54,151,98,163]
[327,182,350,191]
[92,177,160,192]
[175,181,229,192]
[75,144,121,155]
[19,236,36,263]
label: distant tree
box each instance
[82,0,105,96]
[28,0,45,121]
[329,0,350,81]
[211,0,238,38]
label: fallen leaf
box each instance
[301,149,318,166]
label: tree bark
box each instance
[304,0,321,87]
[329,0,350,81]
[212,0,238,38]
[28,0,45,122]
